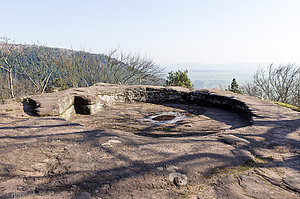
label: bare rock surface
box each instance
[0,84,299,199]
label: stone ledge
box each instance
[25,84,254,120]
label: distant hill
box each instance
[0,44,164,98]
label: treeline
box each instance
[229,64,300,107]
[0,37,164,99]
[242,64,300,107]
[1,37,299,107]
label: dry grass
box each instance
[273,102,300,112]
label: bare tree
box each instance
[18,44,55,94]
[42,47,164,88]
[55,48,97,88]
[242,64,300,106]
[0,36,26,98]
[54,49,78,88]
[0,40,165,98]
[103,48,164,85]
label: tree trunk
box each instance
[8,70,14,98]
[41,70,53,94]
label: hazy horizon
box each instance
[1,0,300,72]
[163,62,259,89]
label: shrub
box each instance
[166,70,194,90]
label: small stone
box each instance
[108,140,121,144]
[169,172,188,186]
[174,175,188,186]
[101,139,121,147]
[157,167,164,171]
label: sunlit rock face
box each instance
[25,83,252,120]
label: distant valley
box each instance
[164,63,261,89]
[189,70,255,89]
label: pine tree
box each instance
[227,78,241,93]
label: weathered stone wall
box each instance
[25,84,253,120]
[188,90,252,114]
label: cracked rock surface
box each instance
[0,85,299,199]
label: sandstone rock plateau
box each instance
[0,83,299,199]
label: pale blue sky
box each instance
[1,0,300,68]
